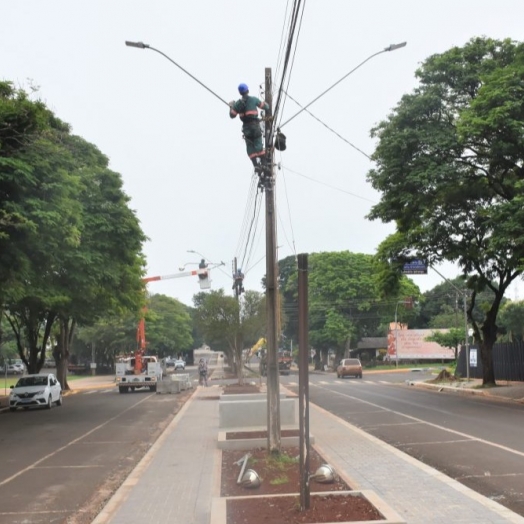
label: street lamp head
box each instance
[125,41,149,49]
[385,42,407,52]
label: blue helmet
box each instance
[238,83,249,94]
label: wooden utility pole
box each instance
[264,67,281,453]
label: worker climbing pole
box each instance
[229,83,271,189]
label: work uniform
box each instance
[229,95,269,166]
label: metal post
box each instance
[429,266,469,378]
[264,67,281,454]
[394,304,399,368]
[91,341,96,376]
[464,293,470,381]
[298,253,310,510]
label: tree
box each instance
[143,294,193,357]
[193,289,265,384]
[367,37,524,386]
[425,328,464,360]
[1,85,146,386]
[279,252,420,366]
[0,82,51,351]
[497,301,524,342]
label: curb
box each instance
[410,381,524,404]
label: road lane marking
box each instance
[310,382,524,460]
[0,393,154,487]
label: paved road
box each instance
[283,370,524,516]
[0,378,194,524]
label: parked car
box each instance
[11,361,25,374]
[165,357,175,368]
[336,358,363,379]
[9,373,62,411]
[174,359,186,371]
[0,364,23,375]
[43,358,55,368]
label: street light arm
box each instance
[279,42,407,129]
[125,41,230,107]
[125,41,149,49]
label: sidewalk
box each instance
[91,365,524,524]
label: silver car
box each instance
[9,373,62,411]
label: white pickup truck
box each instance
[115,356,163,393]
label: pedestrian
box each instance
[198,358,208,387]
[229,83,269,173]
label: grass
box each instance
[270,475,289,485]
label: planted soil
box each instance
[227,493,384,523]
[222,447,383,523]
[226,429,300,440]
[222,383,261,395]
[221,446,350,497]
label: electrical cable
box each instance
[235,175,258,256]
[272,0,306,132]
[282,164,378,203]
[282,90,372,160]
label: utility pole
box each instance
[264,67,281,454]
[233,257,244,384]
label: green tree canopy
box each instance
[279,252,420,362]
[143,294,193,357]
[367,37,524,385]
[1,83,146,386]
[193,289,265,383]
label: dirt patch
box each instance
[429,369,457,383]
[222,447,383,523]
[227,493,384,523]
[222,383,261,395]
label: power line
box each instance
[282,164,378,203]
[283,90,372,160]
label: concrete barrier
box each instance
[219,398,296,429]
[170,373,192,390]
[156,379,181,394]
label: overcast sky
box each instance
[3,1,524,306]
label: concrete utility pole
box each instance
[264,67,281,454]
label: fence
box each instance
[457,340,524,381]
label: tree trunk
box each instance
[479,296,502,387]
[55,317,74,391]
[480,325,497,386]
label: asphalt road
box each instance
[283,370,524,516]
[0,371,198,524]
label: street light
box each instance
[280,41,407,128]
[125,41,229,107]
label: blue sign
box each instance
[402,259,427,275]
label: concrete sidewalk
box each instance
[91,372,524,524]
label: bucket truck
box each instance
[116,265,213,393]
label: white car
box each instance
[174,359,186,370]
[9,373,62,411]
[1,364,23,375]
